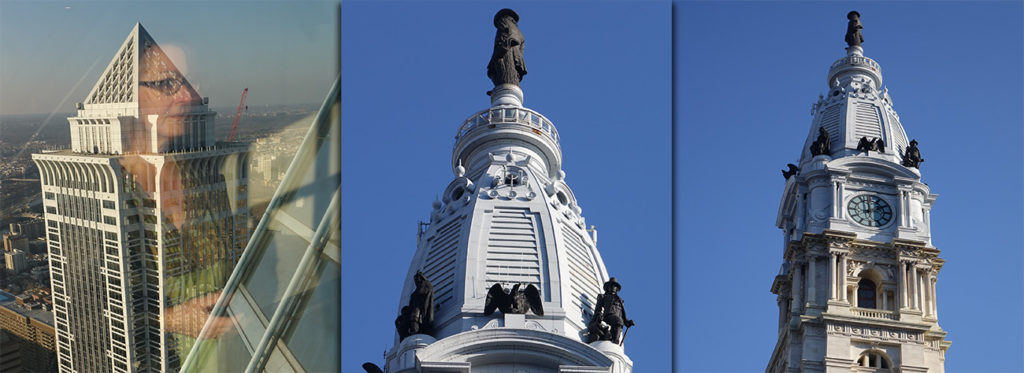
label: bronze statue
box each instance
[587,278,634,345]
[902,139,925,168]
[362,363,384,373]
[856,136,885,153]
[810,127,832,156]
[846,11,863,48]
[484,283,544,316]
[782,164,800,179]
[487,9,527,87]
[395,271,434,340]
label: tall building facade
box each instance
[32,24,249,372]
[768,12,949,373]
[383,9,632,373]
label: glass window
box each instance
[280,257,339,372]
[857,278,876,309]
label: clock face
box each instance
[847,195,893,227]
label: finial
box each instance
[455,159,465,177]
[432,194,442,210]
[845,11,864,49]
[487,9,527,88]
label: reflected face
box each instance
[138,41,202,149]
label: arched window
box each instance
[857,351,891,369]
[857,278,876,309]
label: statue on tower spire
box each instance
[487,8,527,87]
[845,11,864,48]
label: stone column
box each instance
[807,256,817,306]
[839,254,848,302]
[928,271,936,317]
[828,252,837,301]
[897,261,907,309]
[898,188,910,228]
[910,265,919,311]
[931,276,938,318]
[881,289,888,310]
[834,180,846,219]
[791,262,803,315]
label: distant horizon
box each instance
[0,102,323,118]
[0,1,337,116]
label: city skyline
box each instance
[0,1,337,116]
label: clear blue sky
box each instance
[341,1,672,371]
[0,0,336,115]
[675,2,1023,371]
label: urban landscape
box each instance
[0,102,314,371]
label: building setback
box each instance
[768,11,949,373]
[33,23,249,373]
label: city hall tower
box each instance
[767,12,950,373]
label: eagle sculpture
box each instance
[484,283,544,316]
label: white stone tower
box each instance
[767,12,950,373]
[384,9,632,373]
[33,24,249,373]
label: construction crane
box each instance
[227,87,248,141]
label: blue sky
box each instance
[341,1,672,371]
[675,2,1023,371]
[0,1,336,115]
[2,0,1021,371]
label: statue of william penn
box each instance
[488,9,527,87]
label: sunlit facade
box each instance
[32,24,249,372]
[767,13,949,373]
[181,78,339,373]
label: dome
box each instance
[800,47,910,166]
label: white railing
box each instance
[851,307,898,320]
[830,55,881,73]
[455,106,559,143]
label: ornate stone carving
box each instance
[827,322,923,345]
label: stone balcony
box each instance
[851,307,898,321]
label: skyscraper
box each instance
[768,12,949,372]
[32,23,249,372]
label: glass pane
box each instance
[281,256,340,373]
[186,316,253,373]
[278,103,340,227]
[241,220,309,315]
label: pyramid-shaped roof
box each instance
[84,23,201,105]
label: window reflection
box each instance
[182,78,339,373]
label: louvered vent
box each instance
[560,222,602,325]
[485,207,542,289]
[852,103,883,140]
[423,216,463,309]
[890,113,908,157]
[819,104,843,148]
